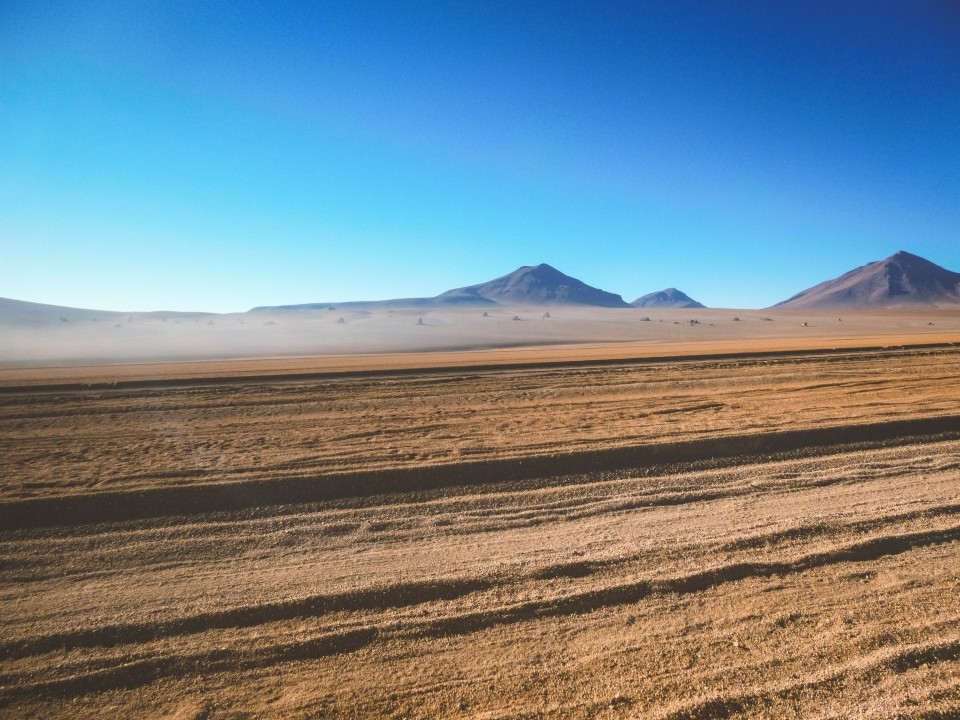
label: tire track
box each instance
[657,636,960,720]
[0,627,377,703]
[5,520,959,697]
[2,415,958,530]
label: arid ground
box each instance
[3,305,959,366]
[2,338,960,718]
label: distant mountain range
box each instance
[0,296,212,326]
[254,252,958,312]
[773,251,960,310]
[4,252,959,319]
[252,263,635,310]
[630,288,705,309]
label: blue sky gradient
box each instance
[2,1,958,311]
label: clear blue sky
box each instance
[2,1,958,311]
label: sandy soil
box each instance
[2,346,960,504]
[1,345,959,718]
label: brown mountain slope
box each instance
[773,251,960,309]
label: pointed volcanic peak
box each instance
[435,264,631,307]
[773,251,960,310]
[630,288,706,309]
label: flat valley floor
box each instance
[2,343,960,718]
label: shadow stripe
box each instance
[2,414,959,529]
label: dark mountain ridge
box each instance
[435,264,630,307]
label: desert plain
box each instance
[2,306,960,718]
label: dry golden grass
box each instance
[1,343,959,718]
